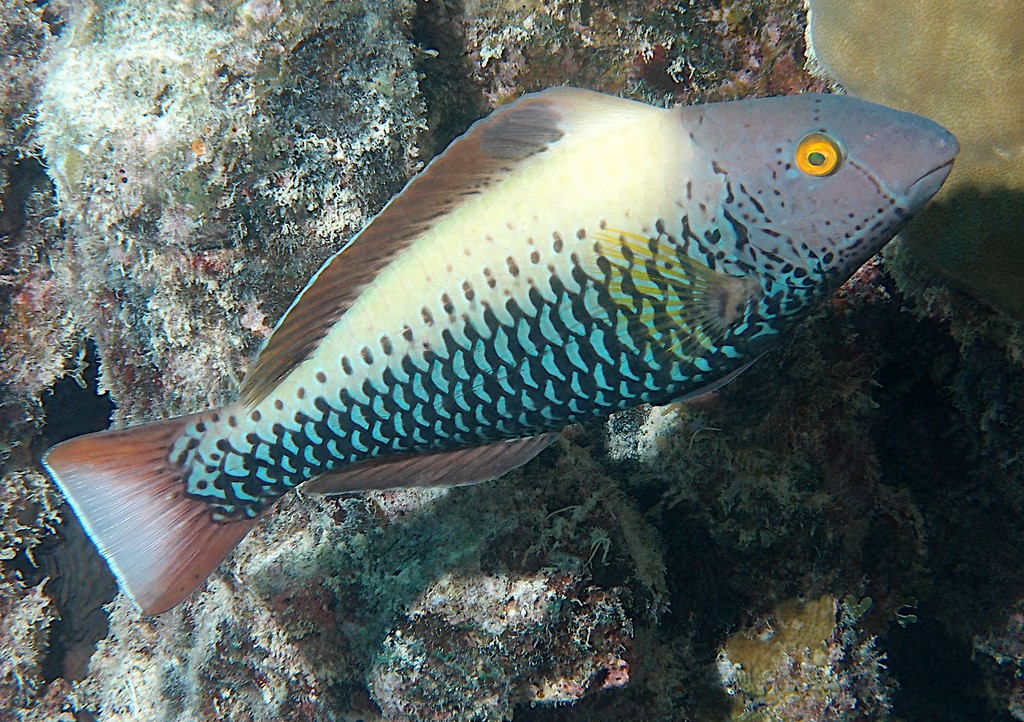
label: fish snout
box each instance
[904,133,958,209]
[889,121,959,211]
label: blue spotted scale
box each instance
[42,88,958,614]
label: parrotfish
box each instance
[43,88,957,614]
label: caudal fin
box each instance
[41,414,257,615]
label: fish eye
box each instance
[795,132,844,177]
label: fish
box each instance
[42,88,958,614]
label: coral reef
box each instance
[0,0,1022,720]
[35,0,425,421]
[462,0,823,106]
[0,3,84,719]
[805,0,1024,318]
[714,595,890,720]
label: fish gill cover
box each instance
[0,1,1021,721]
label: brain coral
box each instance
[806,0,1024,318]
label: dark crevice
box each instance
[886,611,1014,722]
[35,341,118,682]
[0,156,50,240]
[28,0,68,36]
[38,341,116,449]
[868,295,1024,722]
[410,0,487,158]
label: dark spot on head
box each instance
[506,257,520,277]
[227,415,238,428]
[402,325,414,342]
[316,371,327,383]
[341,357,353,374]
[484,268,497,288]
[441,293,455,315]
[421,307,435,326]
[274,399,284,410]
[215,439,229,451]
[250,410,261,422]
[380,336,393,355]
[462,281,475,301]
[576,228,586,239]
[196,480,208,490]
[360,347,374,365]
[296,387,306,399]
[530,250,540,264]
[195,421,207,433]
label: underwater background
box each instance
[0,0,1022,720]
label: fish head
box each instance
[682,93,958,326]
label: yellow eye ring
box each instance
[795,132,844,177]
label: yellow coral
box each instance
[718,596,837,717]
[806,0,1024,318]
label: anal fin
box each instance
[302,433,560,495]
[667,355,763,403]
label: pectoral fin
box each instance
[584,228,760,366]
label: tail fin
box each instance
[41,413,258,615]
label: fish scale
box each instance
[42,88,958,613]
[178,222,737,519]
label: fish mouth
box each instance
[906,157,956,209]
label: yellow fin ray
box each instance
[586,228,758,363]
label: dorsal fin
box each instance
[240,88,660,406]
